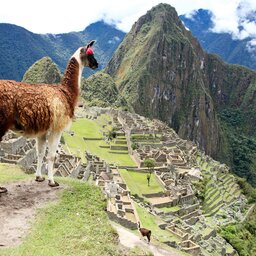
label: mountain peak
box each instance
[84,20,119,33]
[22,56,61,84]
[134,3,181,31]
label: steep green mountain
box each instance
[81,72,128,109]
[106,3,222,158]
[206,55,256,184]
[180,9,256,70]
[0,21,125,81]
[105,4,256,185]
[22,57,62,84]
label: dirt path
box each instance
[0,179,62,247]
[112,223,181,256]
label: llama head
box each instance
[80,40,98,69]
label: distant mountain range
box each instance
[0,21,125,81]
[1,8,256,81]
[180,9,256,70]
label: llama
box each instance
[138,221,151,243]
[0,40,98,188]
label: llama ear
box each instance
[86,40,96,49]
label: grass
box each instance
[134,202,176,243]
[119,170,164,197]
[71,117,102,138]
[0,163,30,183]
[0,165,121,256]
[158,205,180,213]
[63,117,136,166]
[134,203,189,256]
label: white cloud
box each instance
[247,39,256,53]
[211,0,256,39]
[0,0,255,42]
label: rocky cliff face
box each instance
[106,4,222,157]
[205,54,256,134]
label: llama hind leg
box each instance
[35,134,47,182]
[47,132,62,187]
[0,118,11,141]
[0,119,10,192]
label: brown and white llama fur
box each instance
[138,221,151,244]
[0,40,98,188]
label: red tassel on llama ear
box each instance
[86,47,94,55]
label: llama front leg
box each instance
[47,132,62,187]
[35,134,47,182]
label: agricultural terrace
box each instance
[63,116,136,166]
[119,169,164,197]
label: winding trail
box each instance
[112,223,181,256]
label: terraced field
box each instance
[197,156,242,217]
[63,116,136,166]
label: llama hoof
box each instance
[48,181,59,187]
[0,187,7,194]
[35,176,45,182]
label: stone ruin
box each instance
[84,152,138,230]
[0,131,85,178]
[104,108,239,256]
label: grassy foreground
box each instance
[0,165,120,256]
[0,163,30,183]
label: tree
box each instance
[106,127,117,141]
[144,158,156,186]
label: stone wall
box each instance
[0,136,27,154]
[18,148,37,170]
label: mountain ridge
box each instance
[0,21,125,81]
[180,9,256,71]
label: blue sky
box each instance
[0,0,256,41]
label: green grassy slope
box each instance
[119,169,164,197]
[0,164,121,256]
[63,117,136,166]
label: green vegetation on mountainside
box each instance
[220,206,256,256]
[81,72,128,109]
[105,3,256,190]
[22,56,62,84]
[0,164,121,256]
[106,3,222,160]
[219,108,256,186]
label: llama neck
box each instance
[62,56,83,89]
[61,56,83,113]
